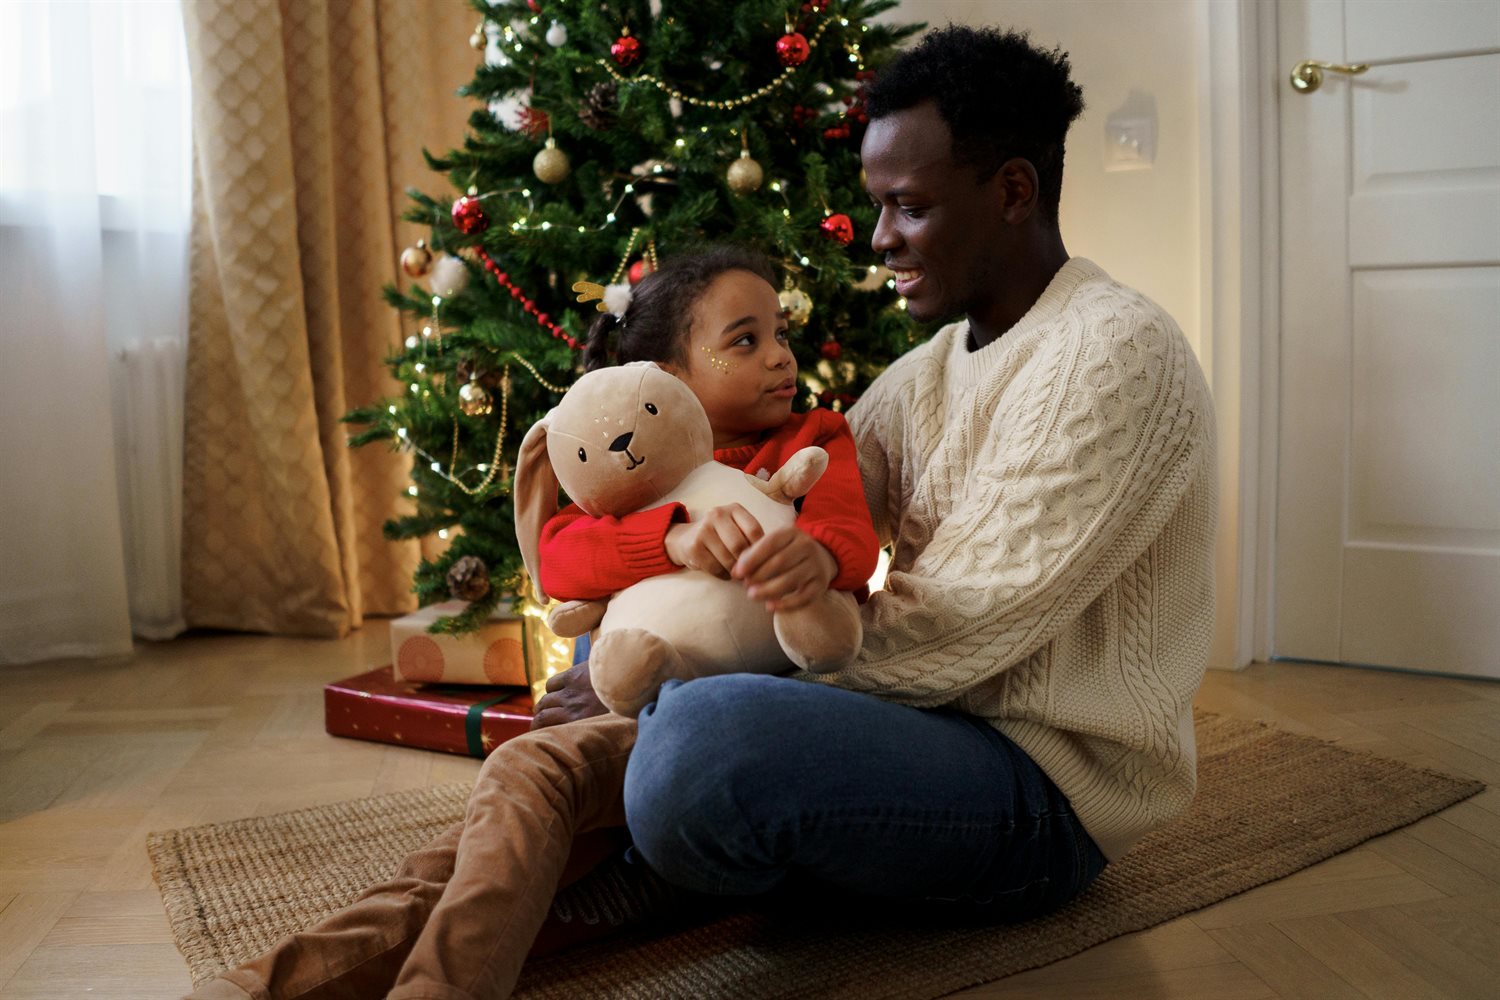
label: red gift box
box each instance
[325,665,533,758]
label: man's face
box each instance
[861,102,1007,325]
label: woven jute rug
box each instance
[148,712,1483,999]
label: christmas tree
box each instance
[344,0,921,633]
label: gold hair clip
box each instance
[571,281,610,313]
[573,280,633,319]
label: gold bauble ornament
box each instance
[469,21,487,51]
[726,150,764,195]
[400,240,433,278]
[458,381,493,417]
[778,284,813,325]
[533,138,571,185]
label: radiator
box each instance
[115,334,186,640]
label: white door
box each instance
[1275,0,1500,679]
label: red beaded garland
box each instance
[474,248,580,349]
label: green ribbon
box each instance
[465,694,513,758]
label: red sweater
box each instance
[537,409,879,601]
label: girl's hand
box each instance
[665,503,764,577]
[732,526,838,611]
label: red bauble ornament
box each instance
[611,30,642,67]
[819,213,854,246]
[628,259,655,284]
[820,340,842,360]
[776,32,810,67]
[451,195,489,236]
[527,0,541,11]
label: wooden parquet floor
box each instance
[0,624,1496,999]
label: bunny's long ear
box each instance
[513,415,559,604]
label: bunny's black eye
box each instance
[577,448,587,462]
[644,402,658,415]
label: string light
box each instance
[504,182,633,236]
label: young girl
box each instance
[538,245,878,621]
[188,247,878,1000]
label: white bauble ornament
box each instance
[427,254,470,298]
[546,20,567,46]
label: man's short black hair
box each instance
[866,25,1085,221]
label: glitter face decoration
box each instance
[699,344,735,375]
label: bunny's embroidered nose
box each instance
[609,431,634,452]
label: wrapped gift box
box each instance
[325,665,533,758]
[391,599,573,694]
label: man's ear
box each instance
[994,157,1041,226]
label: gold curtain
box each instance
[179,0,478,636]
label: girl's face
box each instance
[665,269,797,450]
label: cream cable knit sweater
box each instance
[829,258,1216,861]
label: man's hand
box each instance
[530,659,609,729]
[664,503,764,578]
[732,526,838,611]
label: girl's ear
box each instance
[512,415,559,604]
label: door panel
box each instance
[1349,268,1500,547]
[1347,53,1500,268]
[1346,0,1500,62]
[1276,0,1500,678]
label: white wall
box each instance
[892,0,1206,354]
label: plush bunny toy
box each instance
[514,362,862,717]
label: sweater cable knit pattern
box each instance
[825,259,1216,860]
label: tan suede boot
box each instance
[387,713,636,1000]
[185,713,636,1000]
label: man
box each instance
[191,25,1215,1000]
[570,22,1216,908]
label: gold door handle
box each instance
[1290,59,1370,93]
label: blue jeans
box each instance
[623,673,1106,923]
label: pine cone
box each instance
[580,82,617,131]
[446,555,491,602]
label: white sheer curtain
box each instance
[0,0,191,664]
